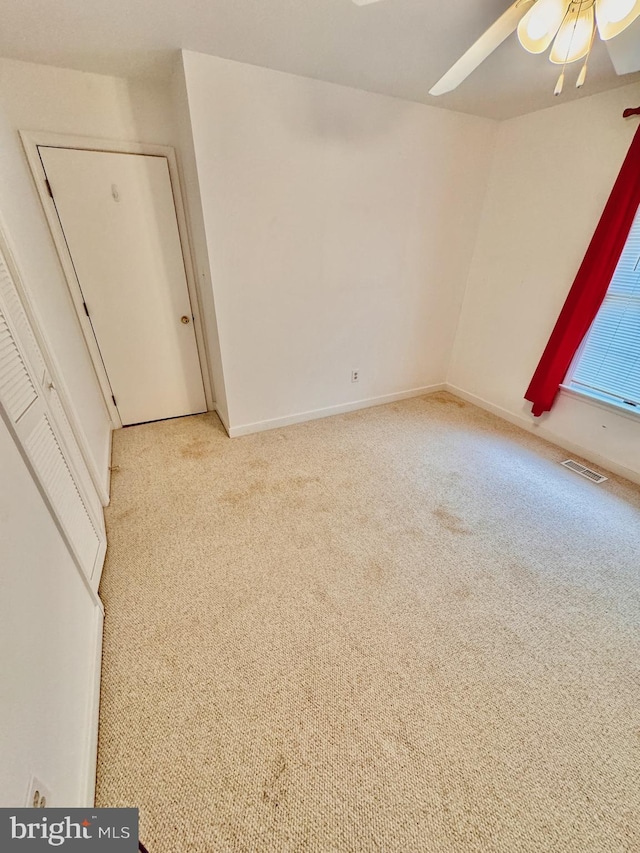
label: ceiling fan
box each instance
[352,0,640,95]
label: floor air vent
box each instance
[561,459,608,483]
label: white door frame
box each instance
[20,131,215,429]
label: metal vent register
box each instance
[561,459,608,484]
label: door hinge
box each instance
[83,302,90,318]
[45,179,54,199]
[112,394,117,407]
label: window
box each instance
[566,204,640,414]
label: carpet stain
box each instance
[263,756,288,807]
[508,561,539,586]
[293,530,319,549]
[429,392,467,409]
[404,526,425,541]
[311,587,338,614]
[267,475,322,494]
[433,506,472,535]
[220,474,322,506]
[452,584,472,601]
[180,438,213,459]
[370,559,386,581]
[311,587,328,604]
[288,475,321,490]
[219,480,267,506]
[112,508,134,523]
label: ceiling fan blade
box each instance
[429,0,535,96]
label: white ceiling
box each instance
[0,0,638,120]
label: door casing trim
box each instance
[20,131,215,430]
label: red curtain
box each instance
[525,123,640,416]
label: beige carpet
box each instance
[96,392,640,852]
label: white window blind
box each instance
[569,204,640,410]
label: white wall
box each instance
[0,58,181,492]
[181,51,496,433]
[449,81,640,483]
[170,59,229,427]
[0,414,100,806]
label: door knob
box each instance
[181,315,191,324]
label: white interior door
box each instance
[38,147,206,426]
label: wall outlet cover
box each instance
[25,775,52,808]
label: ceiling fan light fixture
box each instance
[518,0,569,52]
[428,0,638,100]
[550,2,595,63]
[595,0,640,39]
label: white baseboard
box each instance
[228,384,446,438]
[81,600,104,806]
[213,404,231,437]
[445,383,640,486]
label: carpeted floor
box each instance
[96,392,640,852]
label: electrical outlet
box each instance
[351,370,359,383]
[25,775,51,808]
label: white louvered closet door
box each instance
[0,245,106,588]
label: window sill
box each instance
[559,384,640,424]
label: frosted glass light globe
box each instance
[596,0,640,38]
[518,0,568,53]
[598,0,635,23]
